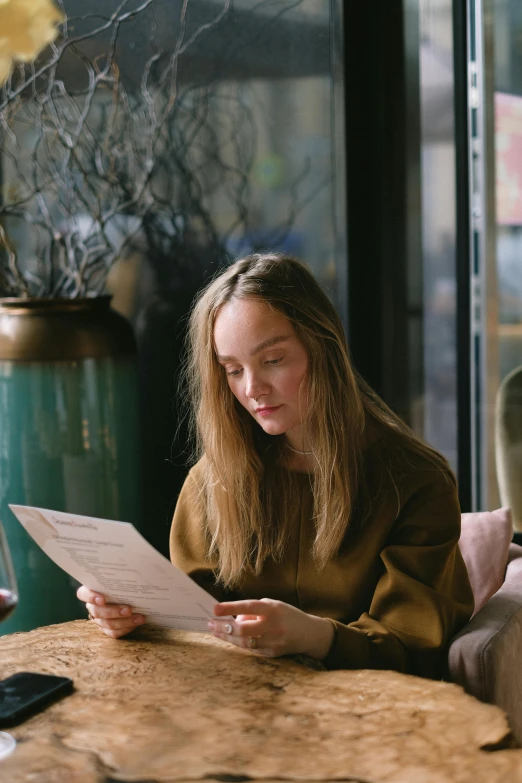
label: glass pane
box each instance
[0,0,346,309]
[0,1,347,548]
[495,11,522,382]
[418,0,458,471]
[492,0,522,525]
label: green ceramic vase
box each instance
[0,297,142,635]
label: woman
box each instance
[78,253,473,678]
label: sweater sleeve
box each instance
[322,483,474,678]
[169,465,240,603]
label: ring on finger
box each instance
[224,622,233,635]
[248,636,259,650]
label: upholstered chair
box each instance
[449,508,522,744]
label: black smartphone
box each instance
[0,672,74,727]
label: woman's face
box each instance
[213,297,309,439]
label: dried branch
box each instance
[0,0,319,298]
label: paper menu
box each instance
[8,504,223,632]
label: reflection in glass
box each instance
[1,1,345,307]
[491,1,522,516]
[495,90,522,382]
[418,0,458,470]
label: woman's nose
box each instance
[245,371,268,400]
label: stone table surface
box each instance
[1,620,522,783]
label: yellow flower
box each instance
[0,0,64,84]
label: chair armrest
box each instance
[508,542,522,566]
[448,575,522,745]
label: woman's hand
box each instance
[208,598,335,660]
[76,585,146,639]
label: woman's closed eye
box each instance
[265,357,283,366]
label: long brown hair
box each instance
[185,253,452,586]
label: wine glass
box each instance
[0,520,18,761]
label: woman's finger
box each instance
[247,642,277,658]
[211,627,270,656]
[86,602,133,620]
[214,598,276,617]
[98,625,135,639]
[77,585,106,606]
[210,617,264,637]
[92,614,145,632]
[234,617,265,637]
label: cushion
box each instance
[459,508,513,616]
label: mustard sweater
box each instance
[169,439,473,679]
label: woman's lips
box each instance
[255,405,282,417]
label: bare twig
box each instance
[0,0,318,298]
